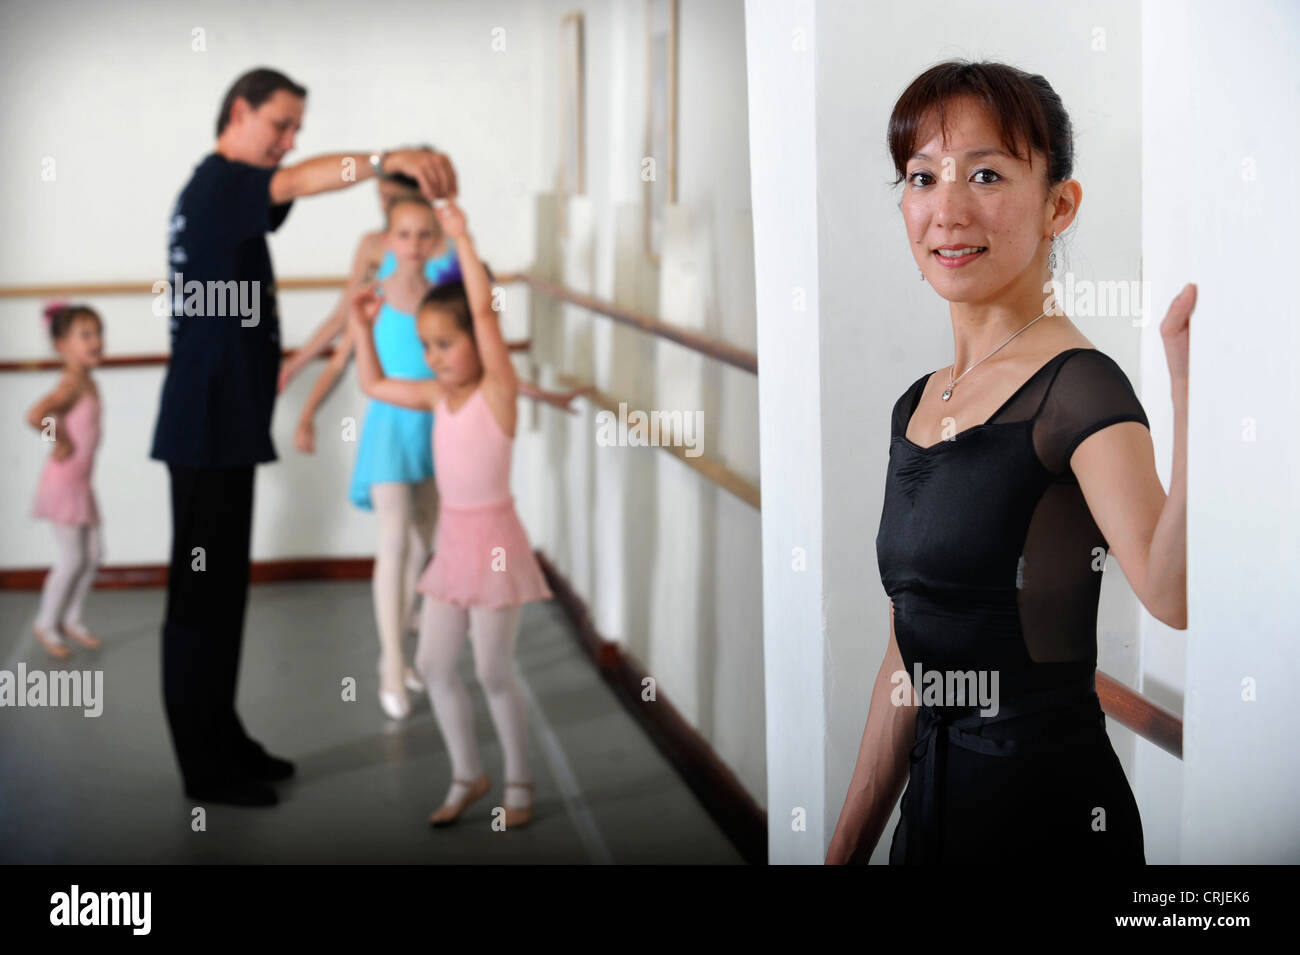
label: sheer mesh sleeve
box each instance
[1031,349,1149,481]
[889,373,929,440]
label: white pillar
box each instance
[745,0,825,864]
[1143,0,1300,863]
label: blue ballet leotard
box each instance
[347,244,459,510]
[377,244,459,286]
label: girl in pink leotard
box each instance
[25,302,107,659]
[349,200,551,831]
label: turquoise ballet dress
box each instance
[347,245,458,510]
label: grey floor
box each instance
[0,582,743,864]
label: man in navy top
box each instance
[150,67,457,806]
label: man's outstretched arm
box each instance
[269,148,457,204]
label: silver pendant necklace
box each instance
[941,304,1054,401]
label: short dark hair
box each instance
[382,172,421,192]
[46,303,101,342]
[216,67,308,137]
[380,144,434,192]
[887,59,1074,192]
[417,264,495,346]
[419,281,474,343]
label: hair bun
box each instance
[42,300,69,327]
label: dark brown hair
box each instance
[216,67,308,137]
[382,171,421,192]
[45,303,101,342]
[887,60,1074,193]
[417,264,495,347]
[380,142,435,193]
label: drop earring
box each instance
[1048,231,1058,274]
[918,267,925,281]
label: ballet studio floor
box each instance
[0,581,742,864]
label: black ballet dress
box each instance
[875,347,1149,864]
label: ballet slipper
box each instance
[502,781,535,829]
[428,773,491,827]
[379,687,411,721]
[60,621,102,650]
[33,624,72,660]
[403,665,425,693]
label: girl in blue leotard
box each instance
[346,237,458,512]
[293,191,453,720]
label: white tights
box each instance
[416,598,532,809]
[370,479,438,694]
[34,523,102,637]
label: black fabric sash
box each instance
[896,679,1107,863]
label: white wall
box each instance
[745,0,825,864]
[1142,0,1300,864]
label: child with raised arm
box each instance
[26,303,106,659]
[297,192,583,722]
[294,193,454,720]
[349,200,551,829]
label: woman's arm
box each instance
[1143,387,1187,625]
[280,233,382,392]
[348,284,440,412]
[826,603,917,864]
[1072,285,1193,630]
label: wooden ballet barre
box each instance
[555,372,760,510]
[1096,670,1182,758]
[0,276,353,298]
[0,339,533,374]
[505,273,758,375]
[0,272,758,375]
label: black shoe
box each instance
[245,750,295,782]
[238,741,296,781]
[185,777,279,807]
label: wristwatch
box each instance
[368,151,388,178]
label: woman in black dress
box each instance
[826,61,1192,864]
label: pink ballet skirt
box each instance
[31,390,101,527]
[417,386,552,610]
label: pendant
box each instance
[941,387,952,401]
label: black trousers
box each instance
[161,464,263,787]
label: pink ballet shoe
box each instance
[403,666,424,693]
[428,773,491,827]
[33,624,72,660]
[379,687,411,721]
[60,622,102,650]
[502,781,535,829]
